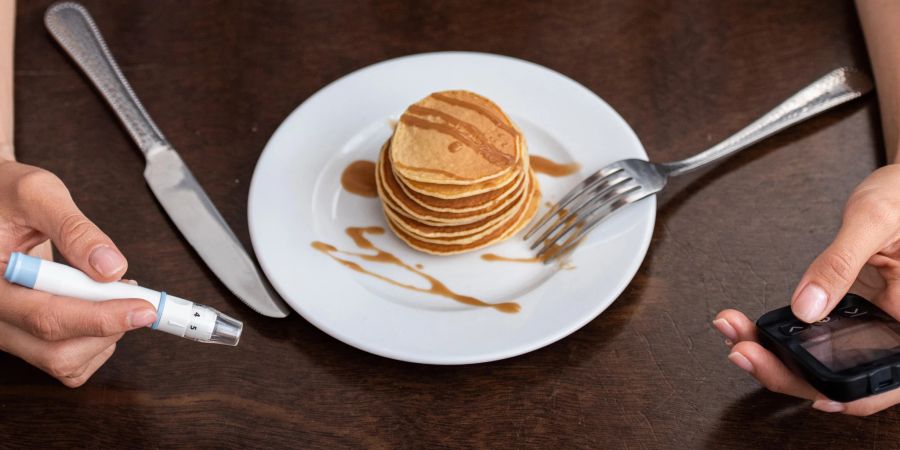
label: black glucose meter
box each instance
[757,294,900,402]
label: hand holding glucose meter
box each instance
[757,294,900,402]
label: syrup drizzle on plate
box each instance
[311,227,520,313]
[530,155,580,177]
[340,160,378,197]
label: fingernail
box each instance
[129,309,157,329]
[793,283,828,322]
[89,246,126,277]
[712,318,738,343]
[728,352,754,373]
[812,400,845,413]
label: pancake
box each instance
[387,168,534,245]
[377,143,524,226]
[383,199,515,238]
[375,90,541,255]
[401,161,519,199]
[398,136,524,199]
[397,153,527,213]
[390,90,522,185]
[399,125,527,200]
[385,178,541,255]
[379,167,527,233]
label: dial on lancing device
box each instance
[757,294,900,402]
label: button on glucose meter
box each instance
[813,316,836,326]
[779,322,809,336]
[838,306,868,318]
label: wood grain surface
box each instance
[2,0,891,448]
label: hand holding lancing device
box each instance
[0,160,157,387]
[714,164,900,416]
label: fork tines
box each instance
[524,163,642,263]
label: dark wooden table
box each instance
[2,0,893,448]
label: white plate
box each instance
[248,52,655,364]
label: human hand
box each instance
[0,160,156,387]
[714,164,900,415]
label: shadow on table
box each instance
[702,389,868,448]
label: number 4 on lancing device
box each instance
[757,294,900,402]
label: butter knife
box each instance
[44,2,290,318]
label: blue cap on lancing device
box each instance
[4,252,41,288]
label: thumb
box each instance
[22,175,127,282]
[792,222,886,323]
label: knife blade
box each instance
[44,2,290,318]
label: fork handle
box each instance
[658,67,873,177]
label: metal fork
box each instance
[525,67,873,263]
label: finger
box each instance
[27,240,53,261]
[52,335,122,382]
[16,169,127,281]
[850,264,887,301]
[791,218,893,323]
[0,284,155,340]
[713,309,757,345]
[820,387,900,416]
[870,254,900,283]
[61,343,117,388]
[0,320,121,384]
[730,341,822,401]
[872,283,900,321]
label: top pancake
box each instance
[400,159,519,199]
[390,90,521,185]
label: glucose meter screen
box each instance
[800,316,900,372]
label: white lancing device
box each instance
[3,252,242,345]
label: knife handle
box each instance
[45,2,169,156]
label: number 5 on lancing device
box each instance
[757,294,900,402]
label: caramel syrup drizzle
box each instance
[401,105,515,167]
[530,155,580,177]
[480,253,541,263]
[481,209,582,264]
[340,160,378,197]
[481,235,580,264]
[430,92,519,137]
[311,227,520,313]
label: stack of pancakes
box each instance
[376,90,541,255]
